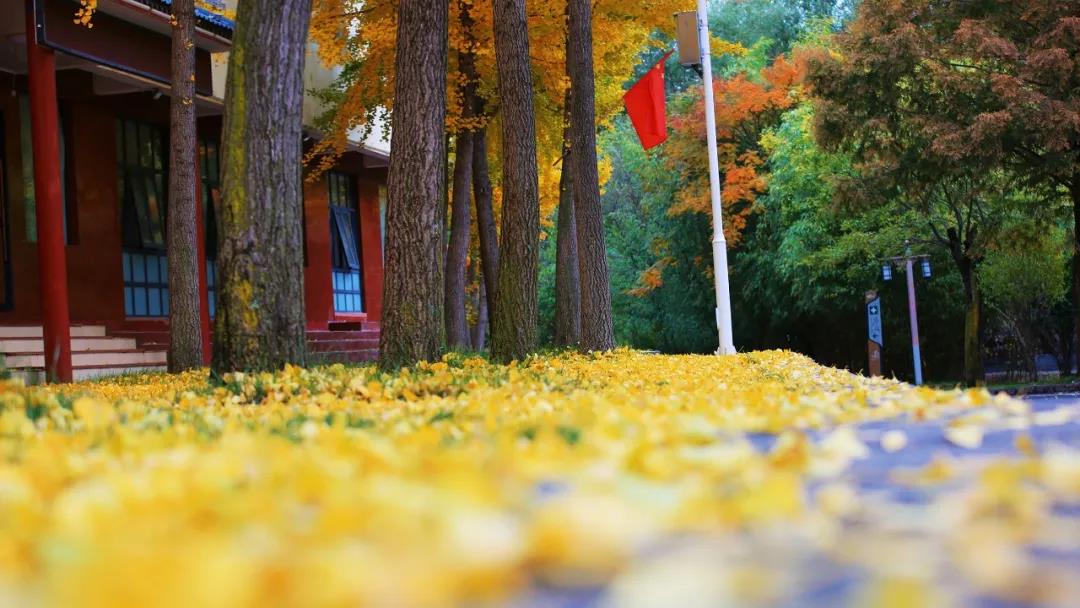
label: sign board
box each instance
[675,12,701,66]
[866,291,883,377]
[867,296,883,347]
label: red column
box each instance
[358,179,384,322]
[194,146,212,365]
[25,5,72,383]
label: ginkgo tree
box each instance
[308,0,685,355]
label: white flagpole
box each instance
[697,0,736,355]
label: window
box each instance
[200,139,220,318]
[328,172,363,313]
[117,119,168,317]
[123,251,169,317]
[19,95,75,244]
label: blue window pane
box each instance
[160,256,168,282]
[163,290,169,316]
[147,256,159,283]
[148,288,161,316]
[124,287,133,316]
[122,253,131,282]
[134,288,147,316]
[133,255,146,282]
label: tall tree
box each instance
[379,0,450,368]
[567,0,615,351]
[489,0,540,362]
[213,0,311,372]
[553,10,581,349]
[166,0,202,371]
[553,133,582,347]
[445,1,478,350]
[810,0,1080,377]
[472,110,499,330]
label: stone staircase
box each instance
[0,325,168,383]
[0,321,382,384]
[306,321,380,365]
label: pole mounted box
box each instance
[675,12,701,66]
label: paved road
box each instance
[521,393,1080,608]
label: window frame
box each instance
[327,171,364,314]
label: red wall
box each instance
[1,74,384,331]
[302,154,386,329]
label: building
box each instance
[0,0,387,382]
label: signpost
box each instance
[866,291,883,377]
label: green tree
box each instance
[981,224,1070,380]
[808,0,1079,383]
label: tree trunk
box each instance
[212,0,310,373]
[378,0,449,369]
[1072,178,1080,374]
[445,131,473,349]
[960,261,984,387]
[567,0,615,351]
[490,0,540,362]
[472,126,499,323]
[554,126,581,347]
[445,7,478,350]
[167,0,202,372]
[471,270,489,351]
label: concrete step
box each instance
[8,365,168,384]
[310,349,379,365]
[0,325,107,339]
[0,337,138,354]
[5,349,168,369]
[307,338,380,353]
[73,365,167,381]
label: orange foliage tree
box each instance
[629,51,808,296]
[665,54,804,243]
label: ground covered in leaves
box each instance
[0,350,1077,607]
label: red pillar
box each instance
[358,179,384,322]
[194,146,212,365]
[25,5,72,383]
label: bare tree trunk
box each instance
[472,123,499,331]
[445,5,478,350]
[471,268,489,351]
[960,262,984,387]
[167,0,202,371]
[1072,178,1080,374]
[378,0,449,369]
[213,0,310,373]
[554,124,581,347]
[445,131,473,348]
[490,0,540,362]
[567,0,615,351]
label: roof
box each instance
[134,0,235,39]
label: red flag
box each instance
[623,51,673,150]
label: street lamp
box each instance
[673,3,736,355]
[882,241,932,385]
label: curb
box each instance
[992,383,1080,397]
